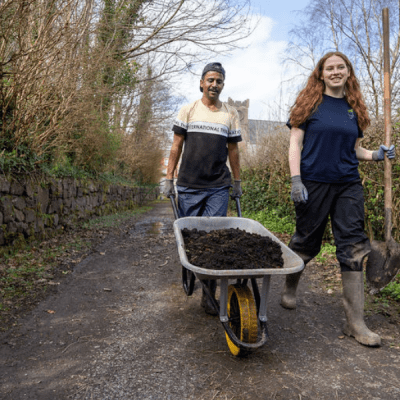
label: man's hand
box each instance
[372,144,396,161]
[163,179,175,198]
[231,179,242,199]
[291,175,308,204]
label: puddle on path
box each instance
[147,222,166,235]
[129,219,171,237]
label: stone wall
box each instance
[0,176,159,246]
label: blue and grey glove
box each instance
[372,144,396,161]
[163,179,175,198]
[231,179,243,199]
[291,175,308,204]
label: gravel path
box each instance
[1,201,399,399]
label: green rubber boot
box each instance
[341,271,381,347]
[280,270,304,309]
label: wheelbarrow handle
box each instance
[170,194,179,220]
[235,197,242,218]
[171,194,242,219]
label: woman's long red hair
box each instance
[289,52,370,131]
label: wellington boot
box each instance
[200,280,218,316]
[342,271,381,347]
[281,270,303,309]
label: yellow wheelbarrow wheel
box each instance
[225,284,258,356]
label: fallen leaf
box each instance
[46,310,56,314]
[158,260,168,267]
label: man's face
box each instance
[200,71,224,101]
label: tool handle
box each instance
[383,8,392,242]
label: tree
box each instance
[0,0,254,180]
[0,0,94,152]
[285,0,400,118]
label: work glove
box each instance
[163,179,175,198]
[291,175,308,204]
[230,179,243,199]
[372,144,396,161]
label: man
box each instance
[163,62,243,314]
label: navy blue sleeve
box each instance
[286,118,306,131]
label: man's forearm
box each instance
[166,135,184,179]
[166,148,181,179]
[228,143,240,180]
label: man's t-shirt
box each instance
[287,94,363,183]
[172,99,242,189]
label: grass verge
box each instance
[0,204,153,331]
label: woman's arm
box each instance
[355,138,396,161]
[354,138,375,161]
[288,127,305,176]
[288,127,308,203]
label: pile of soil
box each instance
[182,228,284,270]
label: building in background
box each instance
[227,98,286,155]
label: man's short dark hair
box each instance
[200,62,225,92]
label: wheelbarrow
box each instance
[170,195,304,356]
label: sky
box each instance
[176,0,311,121]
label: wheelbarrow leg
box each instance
[182,266,196,296]
[258,275,271,324]
[251,278,260,312]
[200,279,218,316]
[219,279,229,322]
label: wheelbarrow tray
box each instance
[173,216,304,280]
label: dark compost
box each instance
[182,228,284,270]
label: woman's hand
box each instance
[291,175,308,204]
[372,144,396,161]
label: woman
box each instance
[284,52,395,347]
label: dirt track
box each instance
[1,201,399,400]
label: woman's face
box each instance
[320,55,350,95]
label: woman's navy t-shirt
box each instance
[287,94,363,183]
